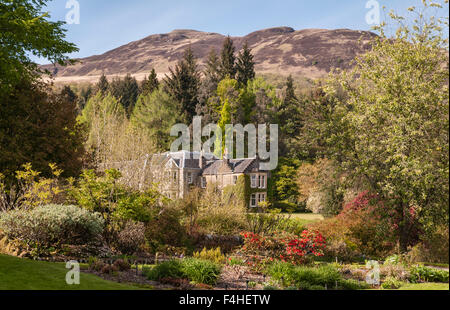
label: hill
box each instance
[43,27,377,83]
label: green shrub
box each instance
[227,257,245,266]
[0,204,104,252]
[143,259,184,281]
[181,258,222,286]
[266,261,296,286]
[193,247,226,264]
[409,265,449,283]
[263,285,278,290]
[381,277,404,289]
[292,265,342,288]
[145,206,187,252]
[267,262,369,290]
[144,258,222,286]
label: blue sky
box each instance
[35,0,448,64]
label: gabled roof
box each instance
[202,158,258,175]
[152,151,263,175]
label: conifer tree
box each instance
[236,42,255,86]
[141,68,159,95]
[219,36,236,79]
[278,75,301,157]
[96,73,109,95]
[110,74,139,116]
[164,47,201,122]
[198,48,221,118]
[204,48,221,86]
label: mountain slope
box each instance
[43,27,377,82]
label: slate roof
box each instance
[152,151,260,175]
[202,158,256,175]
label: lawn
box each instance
[288,213,324,221]
[0,254,146,290]
[283,213,324,226]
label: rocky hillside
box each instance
[43,27,377,82]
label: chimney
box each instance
[199,151,205,170]
[223,148,230,165]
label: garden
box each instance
[0,0,448,292]
[0,165,448,291]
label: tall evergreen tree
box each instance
[236,42,255,86]
[204,48,221,85]
[278,75,301,157]
[96,73,109,95]
[110,74,139,115]
[197,48,221,121]
[141,68,159,95]
[219,36,236,79]
[164,47,201,122]
[60,85,77,105]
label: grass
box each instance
[288,213,324,221]
[398,283,449,290]
[283,213,324,227]
[0,254,146,290]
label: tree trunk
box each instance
[397,200,410,253]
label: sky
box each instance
[34,0,449,64]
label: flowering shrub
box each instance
[240,229,326,267]
[284,230,326,264]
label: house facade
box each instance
[150,151,269,208]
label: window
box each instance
[173,171,178,182]
[233,175,238,185]
[259,193,266,203]
[260,175,266,189]
[251,175,257,188]
[250,194,257,207]
[187,172,193,184]
[201,177,207,188]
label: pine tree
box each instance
[219,36,236,79]
[278,75,301,157]
[198,48,221,119]
[141,68,159,95]
[96,73,109,95]
[110,74,139,116]
[236,42,255,86]
[60,85,77,105]
[164,47,201,123]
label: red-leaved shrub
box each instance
[239,229,326,268]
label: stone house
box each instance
[150,151,269,208]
